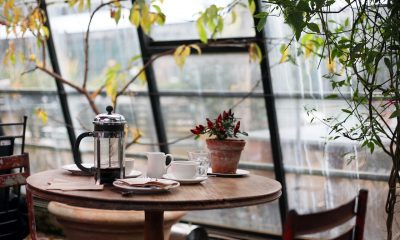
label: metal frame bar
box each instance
[38,0,81,163]
[145,37,255,55]
[135,27,169,153]
[254,0,288,225]
[0,89,353,99]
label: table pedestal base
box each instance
[145,210,164,240]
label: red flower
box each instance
[217,114,222,124]
[190,124,205,135]
[223,110,228,120]
[206,118,213,129]
[191,128,201,135]
[190,110,247,140]
[234,121,240,135]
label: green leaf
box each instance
[256,17,267,32]
[389,109,400,118]
[254,12,268,18]
[153,5,161,13]
[307,23,320,33]
[248,0,255,14]
[216,16,223,33]
[341,109,352,114]
[196,18,208,43]
[325,94,338,99]
[156,13,166,25]
[368,141,375,153]
[384,57,391,69]
[114,8,121,24]
[361,140,369,147]
[230,10,237,24]
[129,5,140,26]
[344,18,349,26]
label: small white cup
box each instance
[125,159,135,175]
[170,161,199,179]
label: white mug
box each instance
[124,158,135,175]
[146,152,174,178]
[170,161,199,179]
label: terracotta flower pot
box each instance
[206,139,246,174]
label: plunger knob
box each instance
[106,106,113,115]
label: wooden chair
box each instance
[282,189,368,240]
[0,117,35,239]
[0,153,35,240]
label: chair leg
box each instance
[26,189,37,240]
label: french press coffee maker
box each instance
[73,106,126,185]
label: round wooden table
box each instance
[27,169,282,240]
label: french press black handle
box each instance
[73,132,95,174]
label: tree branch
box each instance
[83,0,127,89]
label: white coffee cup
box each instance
[125,159,135,175]
[170,161,199,179]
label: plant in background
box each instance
[191,109,248,140]
[253,0,399,238]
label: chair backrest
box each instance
[0,137,15,157]
[0,116,28,208]
[283,189,368,240]
[0,153,30,189]
[0,116,28,155]
[0,153,30,239]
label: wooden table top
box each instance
[27,169,282,211]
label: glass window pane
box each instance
[0,22,72,173]
[66,94,159,156]
[184,171,281,235]
[0,38,55,90]
[154,54,262,92]
[268,12,391,239]
[47,3,145,91]
[286,173,386,239]
[265,16,351,95]
[0,92,72,173]
[160,96,279,234]
[150,0,255,41]
[161,97,272,163]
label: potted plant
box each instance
[191,109,248,174]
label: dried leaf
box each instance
[173,45,190,68]
[35,108,48,124]
[189,44,202,54]
[249,43,262,63]
[129,5,141,26]
[327,57,335,73]
[279,46,289,64]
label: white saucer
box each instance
[162,174,207,184]
[207,168,250,177]
[125,170,142,178]
[62,164,94,175]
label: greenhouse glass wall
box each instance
[0,0,395,239]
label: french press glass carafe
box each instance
[73,106,126,185]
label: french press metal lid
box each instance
[93,106,126,131]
